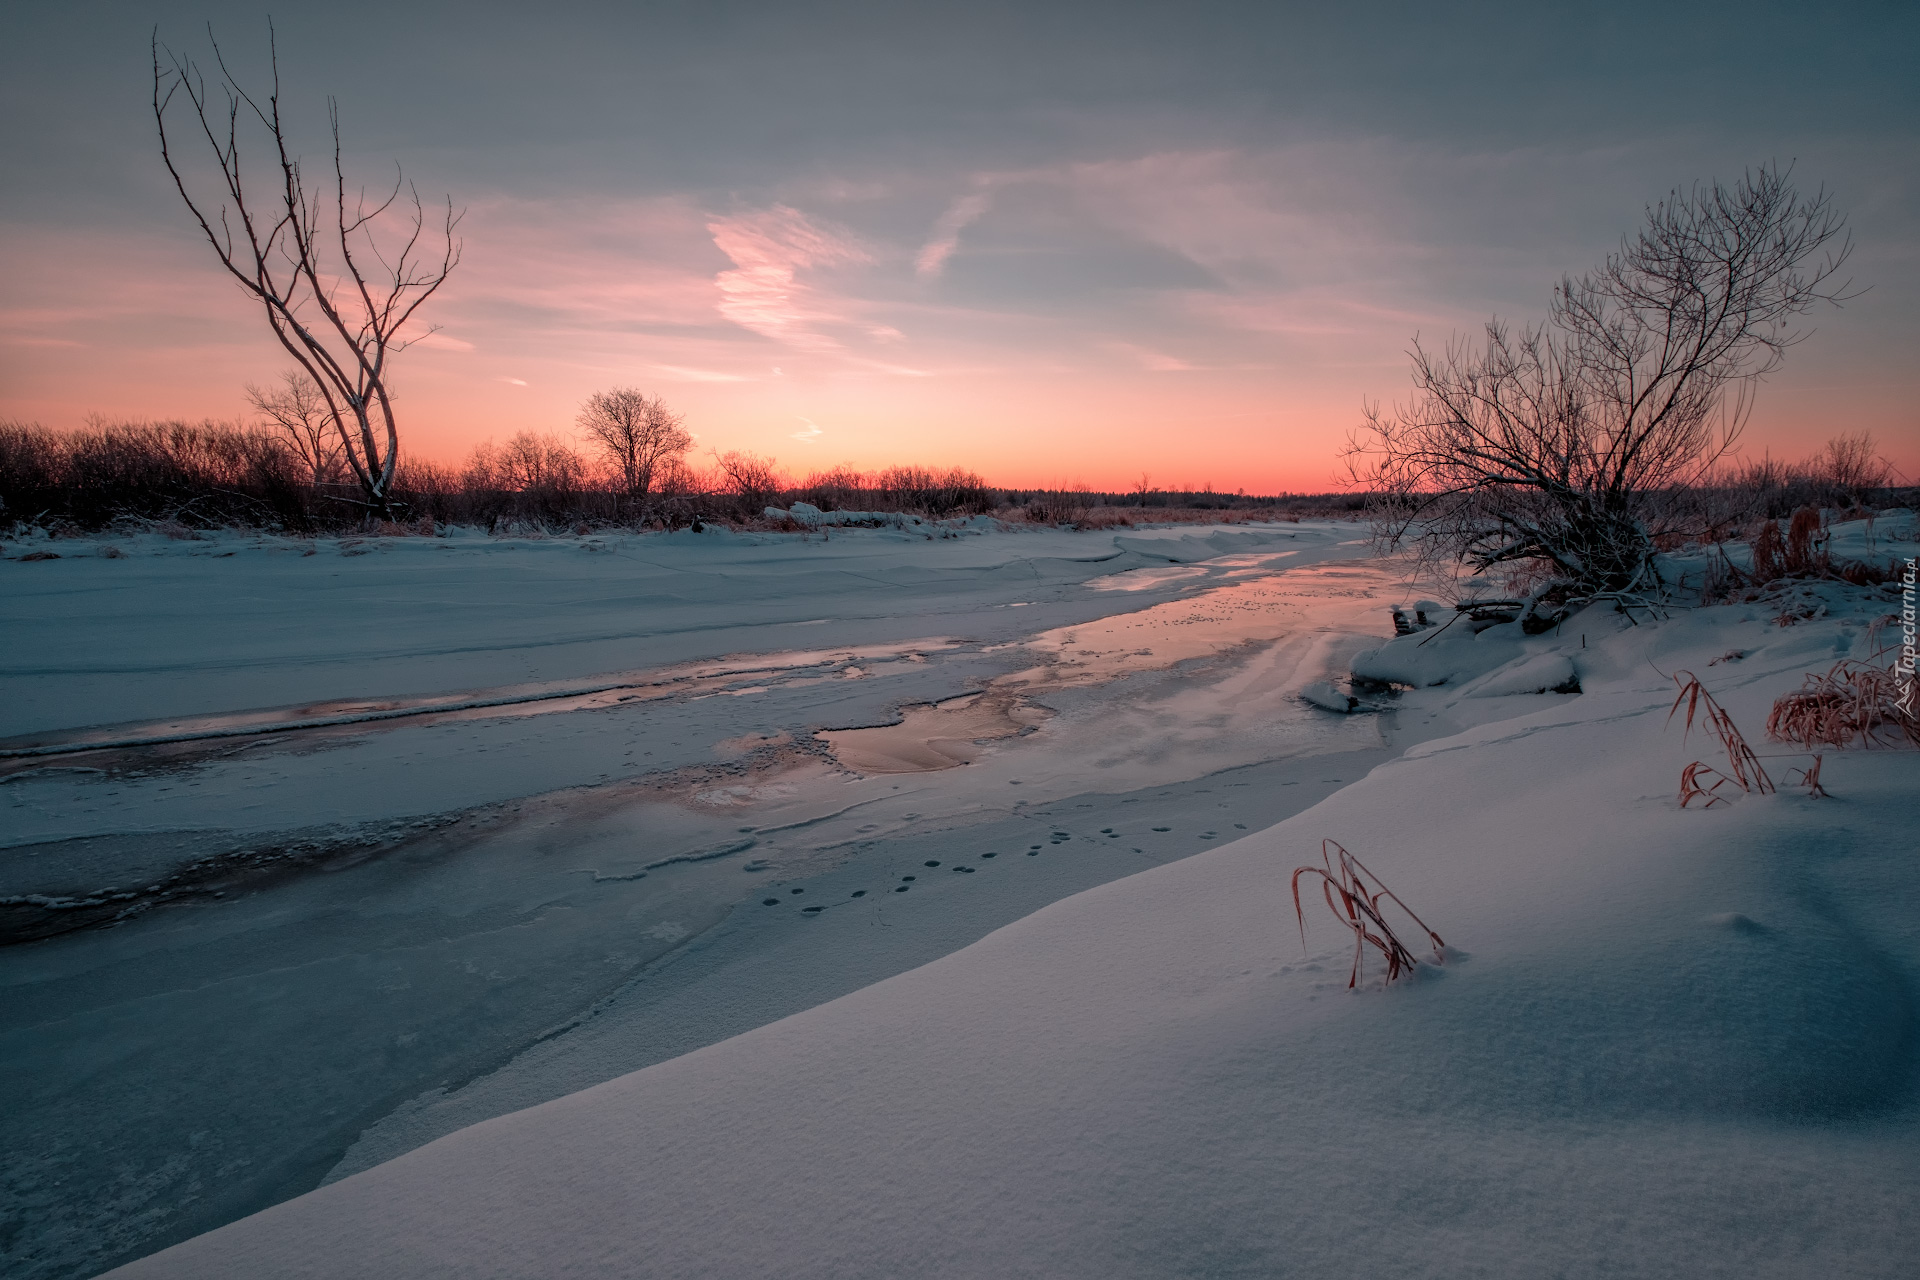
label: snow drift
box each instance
[106,578,1920,1278]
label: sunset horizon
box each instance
[7,7,1920,1279]
[4,2,1915,491]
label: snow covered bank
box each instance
[109,582,1920,1277]
[5,522,1405,1280]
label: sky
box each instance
[2,0,1916,492]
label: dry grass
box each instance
[1677,760,1743,808]
[1786,505,1823,570]
[1767,649,1918,750]
[1785,755,1831,798]
[1667,671,1775,806]
[1291,840,1445,989]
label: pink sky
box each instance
[3,145,1915,492]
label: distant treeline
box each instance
[0,420,1365,535]
[5,419,1903,540]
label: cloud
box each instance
[915,192,992,278]
[791,416,824,443]
[651,364,752,382]
[1111,342,1198,372]
[707,206,871,349]
[851,359,935,377]
[499,377,528,386]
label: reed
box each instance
[1291,840,1445,989]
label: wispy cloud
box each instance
[791,415,824,443]
[707,206,871,349]
[651,364,752,383]
[915,192,991,278]
[1111,342,1198,372]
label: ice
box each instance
[8,519,1915,1279]
[104,594,1920,1276]
[3,519,1396,1279]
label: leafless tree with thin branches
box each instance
[244,369,343,487]
[1817,432,1895,504]
[576,388,692,514]
[1346,163,1851,596]
[153,23,461,518]
[713,449,784,515]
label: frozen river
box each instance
[2,519,1405,1279]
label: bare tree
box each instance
[1347,164,1851,597]
[799,463,867,511]
[576,388,692,512]
[153,24,461,518]
[245,369,342,487]
[1816,432,1894,505]
[713,450,784,515]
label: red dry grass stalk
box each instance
[1749,521,1786,583]
[1678,760,1740,808]
[1785,754,1830,799]
[1767,659,1919,749]
[1668,671,1775,805]
[1784,506,1825,575]
[1291,840,1445,989]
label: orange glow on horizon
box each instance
[4,158,1915,492]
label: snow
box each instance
[762,504,920,527]
[87,532,1919,1278]
[1458,650,1580,697]
[5,518,1418,1279]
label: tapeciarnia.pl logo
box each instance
[1899,557,1916,717]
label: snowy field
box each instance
[5,518,1405,1279]
[6,516,1916,1278]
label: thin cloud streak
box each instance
[707,206,871,349]
[651,364,753,383]
[915,192,992,278]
